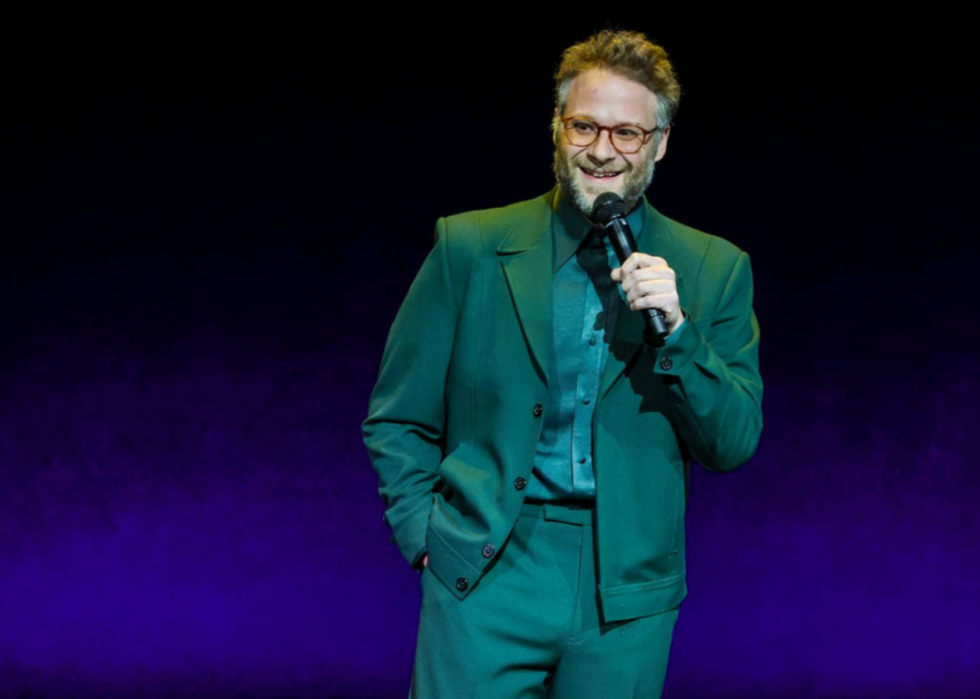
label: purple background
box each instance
[2,20,978,698]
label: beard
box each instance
[553,144,656,220]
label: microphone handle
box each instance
[601,218,670,341]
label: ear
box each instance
[551,108,561,145]
[654,126,671,162]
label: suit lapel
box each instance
[496,192,687,394]
[601,200,686,397]
[497,193,555,385]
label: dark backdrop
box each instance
[1,18,977,699]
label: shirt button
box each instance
[582,397,591,405]
[514,477,527,491]
[660,357,674,371]
[532,403,544,418]
[456,578,469,591]
[579,457,587,464]
[589,336,597,346]
[482,544,495,558]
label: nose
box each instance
[588,127,618,164]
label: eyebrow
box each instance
[569,115,650,129]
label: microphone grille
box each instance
[591,192,625,224]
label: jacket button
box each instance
[456,577,469,591]
[532,403,544,418]
[514,476,527,491]
[660,357,673,371]
[482,544,495,558]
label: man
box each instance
[363,30,762,698]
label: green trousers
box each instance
[412,502,679,698]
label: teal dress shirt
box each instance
[525,191,646,503]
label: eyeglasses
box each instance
[560,116,662,155]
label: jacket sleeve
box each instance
[653,248,763,472]
[362,218,460,566]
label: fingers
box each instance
[610,253,669,283]
[615,257,675,295]
[620,253,668,276]
[625,278,676,305]
[610,254,682,331]
[627,285,679,315]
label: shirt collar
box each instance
[552,187,647,271]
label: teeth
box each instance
[583,168,620,178]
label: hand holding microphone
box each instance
[591,192,683,344]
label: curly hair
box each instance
[555,30,681,130]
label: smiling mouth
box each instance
[580,166,622,179]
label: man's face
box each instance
[553,69,670,218]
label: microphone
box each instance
[591,192,669,343]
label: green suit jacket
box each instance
[363,188,762,623]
